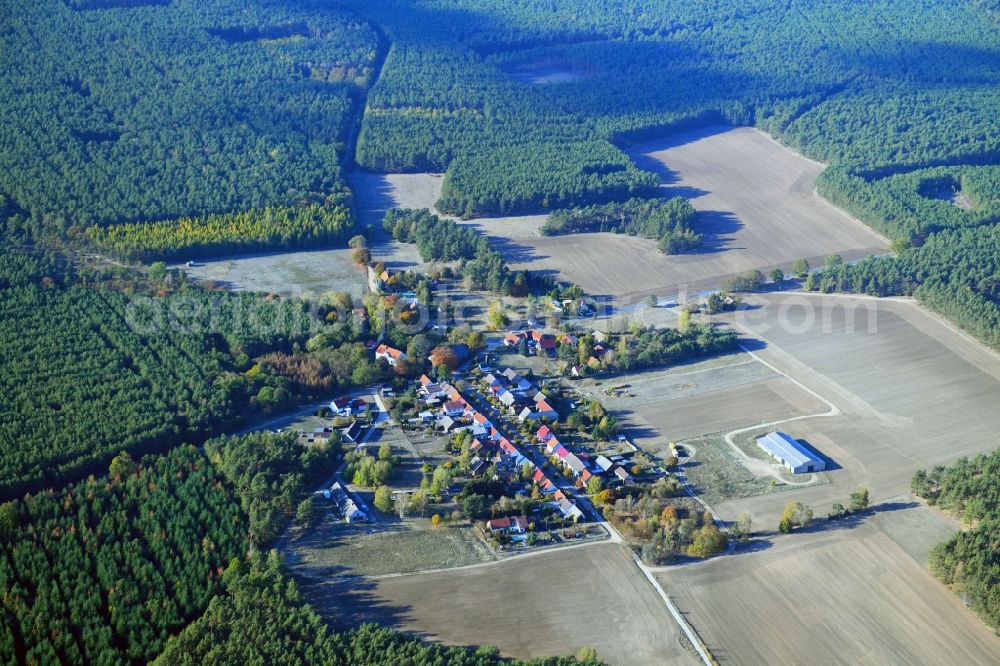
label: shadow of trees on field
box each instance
[297,566,414,631]
[693,210,742,254]
[485,236,547,264]
[726,500,920,547]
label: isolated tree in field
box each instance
[721,269,766,293]
[466,330,485,352]
[588,399,606,421]
[352,247,371,265]
[735,512,752,541]
[646,294,658,308]
[431,513,441,528]
[791,257,810,277]
[348,234,367,249]
[296,497,314,528]
[781,501,813,530]
[770,267,784,284]
[849,487,870,513]
[374,485,393,513]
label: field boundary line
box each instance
[357,537,610,580]
[627,546,717,666]
[750,127,890,246]
[738,342,840,416]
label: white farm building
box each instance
[756,431,825,474]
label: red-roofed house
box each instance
[519,400,558,422]
[441,400,467,417]
[330,396,353,415]
[536,425,553,441]
[375,344,407,367]
[504,332,524,347]
[486,516,528,534]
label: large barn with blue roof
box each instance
[756,431,825,474]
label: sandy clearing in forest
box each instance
[347,126,888,302]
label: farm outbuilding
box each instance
[756,431,825,474]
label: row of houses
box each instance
[503,329,578,357]
[537,425,634,486]
[419,373,585,522]
[483,368,558,422]
[417,375,492,438]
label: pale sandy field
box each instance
[711,292,1000,525]
[343,127,888,302]
[659,512,1000,665]
[305,543,698,666]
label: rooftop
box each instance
[756,431,823,468]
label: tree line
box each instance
[542,197,700,254]
[381,207,560,296]
[911,449,1000,631]
[87,203,357,262]
[805,222,1000,352]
